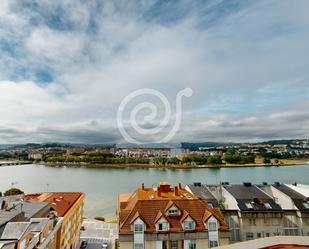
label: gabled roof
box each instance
[273,184,309,212]
[129,211,143,224]
[202,209,212,222]
[154,210,167,224]
[0,241,15,249]
[118,184,228,234]
[224,185,282,212]
[180,210,189,223]
[165,200,177,212]
[187,184,220,208]
[1,222,31,240]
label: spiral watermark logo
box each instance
[117,88,193,144]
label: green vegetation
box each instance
[4,188,24,196]
[42,151,306,167]
[263,157,271,164]
[223,154,255,164]
[45,154,151,164]
[106,219,118,224]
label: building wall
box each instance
[219,237,230,246]
[56,194,84,249]
[240,215,283,241]
[119,241,132,249]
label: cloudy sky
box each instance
[0,0,308,144]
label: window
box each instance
[246,232,254,240]
[134,224,144,234]
[208,221,217,231]
[257,232,262,238]
[245,202,253,209]
[158,222,168,231]
[171,241,178,249]
[266,233,270,237]
[264,203,272,209]
[134,243,144,249]
[249,218,256,226]
[264,218,270,226]
[184,221,195,230]
[272,218,279,226]
[162,241,168,249]
[303,202,309,209]
[208,203,214,208]
[209,240,218,248]
[168,209,179,216]
[188,240,196,249]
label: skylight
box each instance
[264,203,272,209]
[245,202,253,209]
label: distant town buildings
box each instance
[115,148,171,158]
[1,139,308,164]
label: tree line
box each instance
[44,153,257,166]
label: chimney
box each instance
[157,186,161,197]
[174,186,179,196]
[159,182,170,193]
[178,183,182,189]
[142,183,145,190]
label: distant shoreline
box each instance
[38,160,309,169]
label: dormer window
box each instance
[208,220,217,231]
[168,209,179,215]
[166,203,180,216]
[158,222,169,231]
[205,216,218,232]
[183,220,195,230]
[134,223,144,234]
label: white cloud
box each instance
[0,0,308,143]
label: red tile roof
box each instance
[260,245,309,249]
[118,183,228,234]
[25,192,84,217]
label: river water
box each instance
[0,164,309,218]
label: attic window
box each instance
[184,221,195,230]
[134,224,144,234]
[208,203,214,208]
[303,202,309,209]
[167,207,180,216]
[208,220,218,231]
[158,222,168,231]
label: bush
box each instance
[4,188,24,196]
[263,157,271,164]
[207,156,222,165]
